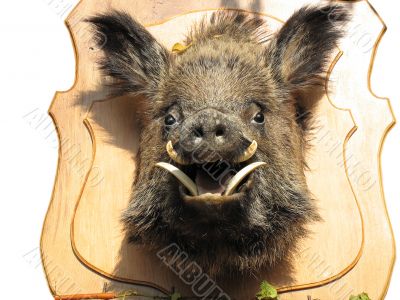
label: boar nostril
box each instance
[193,127,204,138]
[215,127,224,137]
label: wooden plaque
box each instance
[41,0,395,299]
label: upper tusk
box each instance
[224,162,267,196]
[155,162,198,196]
[235,140,258,163]
[166,141,188,165]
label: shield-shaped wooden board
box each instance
[41,0,395,299]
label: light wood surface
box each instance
[41,0,395,299]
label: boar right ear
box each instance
[87,11,170,98]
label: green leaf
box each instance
[256,281,278,300]
[349,292,371,300]
[170,292,181,300]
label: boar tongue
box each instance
[195,168,229,195]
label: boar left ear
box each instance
[265,5,349,95]
[87,10,170,98]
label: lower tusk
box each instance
[166,141,188,165]
[235,140,258,163]
[224,162,267,196]
[155,162,198,196]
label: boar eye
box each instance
[252,112,265,124]
[164,114,177,126]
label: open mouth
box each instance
[155,140,266,201]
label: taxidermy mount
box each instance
[88,4,349,276]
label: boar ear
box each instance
[87,10,170,98]
[265,5,349,95]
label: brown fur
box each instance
[87,5,349,276]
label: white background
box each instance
[0,0,398,299]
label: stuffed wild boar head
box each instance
[88,5,349,275]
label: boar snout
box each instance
[178,108,246,163]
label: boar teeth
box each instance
[166,141,189,165]
[235,140,258,163]
[224,162,267,196]
[155,162,198,196]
